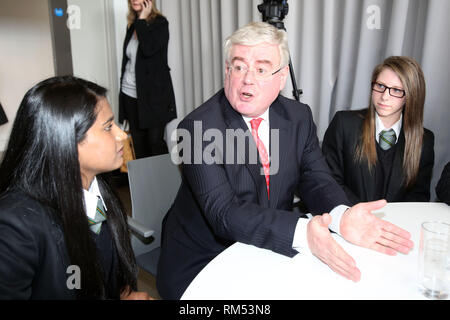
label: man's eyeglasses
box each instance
[228,63,283,81]
[372,82,406,98]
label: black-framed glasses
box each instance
[372,82,406,98]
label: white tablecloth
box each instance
[181,202,450,299]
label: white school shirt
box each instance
[242,108,348,255]
[375,113,403,144]
[82,177,107,220]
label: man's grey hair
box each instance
[224,22,290,68]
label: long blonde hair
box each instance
[356,56,426,188]
[127,0,163,27]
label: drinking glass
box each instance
[418,221,450,299]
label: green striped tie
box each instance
[379,129,397,150]
[88,197,107,234]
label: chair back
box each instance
[127,154,181,256]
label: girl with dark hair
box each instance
[0,76,151,300]
[119,0,177,158]
[322,56,434,205]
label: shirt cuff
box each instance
[328,204,350,235]
[292,205,349,254]
[292,217,312,255]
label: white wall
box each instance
[68,0,119,116]
[113,0,128,85]
[0,0,55,151]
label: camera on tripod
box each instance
[257,0,302,100]
[257,0,289,29]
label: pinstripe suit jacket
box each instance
[157,90,350,299]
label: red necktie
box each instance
[250,118,270,199]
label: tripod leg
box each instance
[288,56,302,101]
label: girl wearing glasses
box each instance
[119,0,177,158]
[322,56,434,204]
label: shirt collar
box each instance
[82,177,107,219]
[242,107,270,129]
[375,113,402,143]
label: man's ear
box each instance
[224,61,230,77]
[279,65,290,91]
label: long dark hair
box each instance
[0,76,137,299]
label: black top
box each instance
[91,220,119,299]
[374,141,397,200]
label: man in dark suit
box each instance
[156,22,414,300]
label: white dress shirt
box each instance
[375,113,403,144]
[242,109,348,255]
[82,177,107,220]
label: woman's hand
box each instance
[139,0,153,20]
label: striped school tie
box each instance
[250,118,270,199]
[88,197,107,234]
[379,129,397,150]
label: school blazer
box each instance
[0,190,76,299]
[322,109,434,205]
[0,189,123,300]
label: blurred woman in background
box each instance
[119,0,177,158]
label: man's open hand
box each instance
[340,200,414,255]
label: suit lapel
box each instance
[221,94,269,206]
[267,103,291,209]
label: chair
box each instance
[126,154,181,276]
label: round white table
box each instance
[181,202,450,300]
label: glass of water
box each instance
[418,221,450,299]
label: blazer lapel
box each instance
[267,103,291,209]
[125,24,134,47]
[221,94,269,206]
